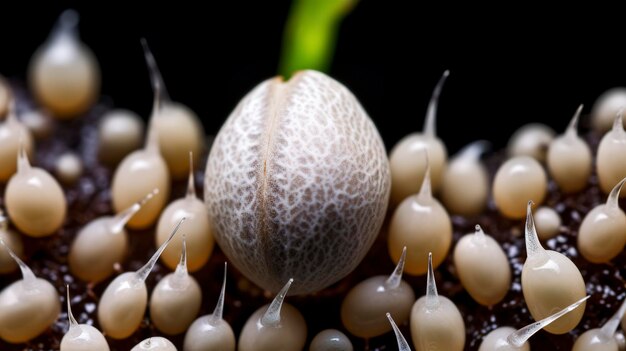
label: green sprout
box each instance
[279,0,358,79]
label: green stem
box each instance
[279,0,358,79]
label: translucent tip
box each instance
[186,152,196,199]
[423,70,449,138]
[565,104,583,139]
[456,140,491,162]
[144,115,161,154]
[426,252,439,309]
[507,295,590,347]
[51,9,79,41]
[0,237,37,287]
[210,262,228,324]
[473,224,487,244]
[613,108,624,133]
[261,278,294,327]
[417,150,432,202]
[607,177,626,210]
[385,246,407,290]
[110,188,159,233]
[59,10,79,30]
[602,296,626,337]
[525,201,545,258]
[171,234,188,288]
[140,38,171,104]
[177,235,187,273]
[66,285,78,328]
[135,217,185,283]
[387,313,412,351]
[17,135,31,173]
[141,39,166,155]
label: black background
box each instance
[0,2,624,154]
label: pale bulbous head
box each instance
[111,149,169,229]
[60,324,110,351]
[578,177,626,263]
[183,261,233,351]
[238,279,306,351]
[578,205,626,263]
[573,329,618,351]
[341,275,415,338]
[5,149,67,237]
[493,156,547,219]
[533,206,561,240]
[110,48,170,230]
[153,102,203,180]
[507,123,555,162]
[68,217,128,283]
[341,248,415,338]
[55,152,83,185]
[204,70,390,294]
[61,286,109,351]
[0,239,60,344]
[70,189,157,282]
[592,88,626,132]
[0,107,34,182]
[97,272,148,339]
[453,226,511,306]
[156,197,213,272]
[238,302,307,351]
[387,173,452,276]
[28,10,100,118]
[184,316,235,351]
[149,271,202,335]
[98,109,144,165]
[131,337,177,351]
[546,106,592,193]
[98,219,183,339]
[478,327,530,351]
[522,203,587,334]
[389,71,449,205]
[0,278,61,343]
[597,112,626,197]
[389,135,447,204]
[411,295,465,351]
[310,329,353,351]
[440,141,489,216]
[410,252,465,351]
[140,40,204,181]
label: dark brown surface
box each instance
[0,83,624,351]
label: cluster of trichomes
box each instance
[5,8,626,351]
